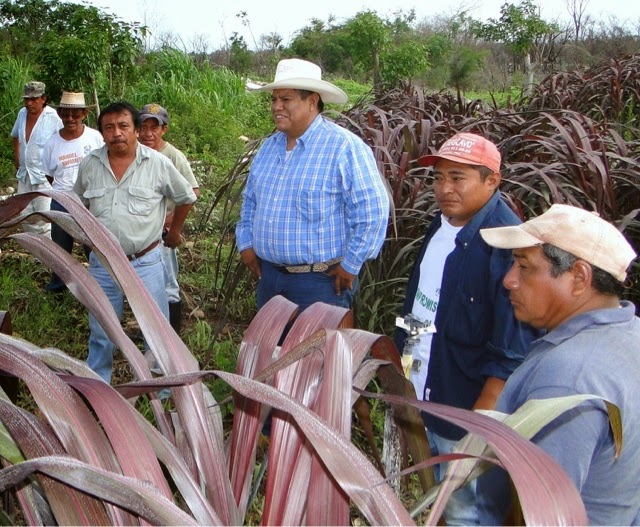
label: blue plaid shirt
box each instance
[236,115,389,275]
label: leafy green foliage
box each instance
[473,0,558,59]
[0,0,145,104]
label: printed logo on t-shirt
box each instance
[414,286,439,317]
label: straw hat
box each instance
[258,59,348,104]
[57,92,88,108]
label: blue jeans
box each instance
[428,429,479,526]
[87,246,169,383]
[257,259,358,312]
[161,244,180,303]
[48,200,74,289]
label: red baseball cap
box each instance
[418,132,501,173]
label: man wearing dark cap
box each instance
[11,80,62,236]
[138,103,200,334]
[236,58,389,313]
[395,132,537,525]
[478,204,639,525]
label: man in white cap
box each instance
[477,204,640,525]
[43,91,104,292]
[11,80,62,236]
[138,103,200,335]
[236,58,389,313]
[395,132,537,525]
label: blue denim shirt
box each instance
[396,191,538,439]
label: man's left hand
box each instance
[163,229,182,249]
[327,264,356,295]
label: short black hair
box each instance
[298,89,324,113]
[98,101,140,133]
[541,243,624,296]
[468,164,496,181]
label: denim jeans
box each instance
[427,428,479,526]
[87,246,169,383]
[161,244,180,303]
[48,200,74,289]
[257,259,358,312]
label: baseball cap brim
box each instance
[417,153,478,168]
[480,225,544,249]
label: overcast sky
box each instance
[79,0,639,50]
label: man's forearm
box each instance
[168,203,193,236]
[472,376,506,411]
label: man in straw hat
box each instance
[236,58,389,313]
[11,80,62,236]
[43,91,104,292]
[477,204,639,525]
[395,132,537,525]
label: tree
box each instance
[0,0,145,111]
[343,11,389,90]
[228,33,252,75]
[474,0,561,93]
[565,0,592,42]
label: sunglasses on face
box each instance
[58,109,85,118]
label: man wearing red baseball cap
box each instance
[395,132,537,524]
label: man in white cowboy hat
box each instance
[236,58,389,313]
[42,91,104,292]
[138,102,200,335]
[476,204,640,525]
[11,80,62,237]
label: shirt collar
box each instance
[275,113,324,151]
[539,301,636,347]
[455,190,503,245]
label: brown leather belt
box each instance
[127,240,160,261]
[274,257,342,274]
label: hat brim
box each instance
[480,225,543,249]
[56,104,89,109]
[257,77,348,104]
[139,114,168,125]
[417,153,499,171]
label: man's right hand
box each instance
[240,248,261,279]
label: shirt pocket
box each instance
[127,186,156,216]
[83,187,108,217]
[448,290,490,347]
[296,189,340,224]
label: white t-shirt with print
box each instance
[409,215,462,399]
[43,126,104,191]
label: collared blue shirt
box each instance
[236,114,389,275]
[479,302,640,525]
[396,191,538,439]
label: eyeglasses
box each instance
[58,108,85,118]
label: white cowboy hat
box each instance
[57,92,88,108]
[258,59,348,104]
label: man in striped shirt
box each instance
[236,59,389,313]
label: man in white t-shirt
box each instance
[138,103,200,335]
[43,92,104,292]
[396,133,537,525]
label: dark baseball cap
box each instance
[139,103,169,125]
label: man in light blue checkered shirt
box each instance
[236,59,389,313]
